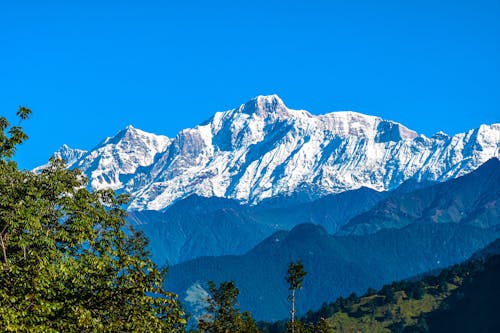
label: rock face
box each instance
[54,95,500,211]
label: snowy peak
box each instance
[45,95,500,211]
[375,119,418,142]
[101,124,161,146]
[233,95,417,142]
[239,94,289,119]
[54,144,88,168]
[431,131,450,141]
[318,111,417,141]
[70,126,170,191]
[476,123,500,148]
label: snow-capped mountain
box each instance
[61,125,170,191]
[55,95,500,211]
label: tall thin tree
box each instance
[286,260,307,333]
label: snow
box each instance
[44,95,500,211]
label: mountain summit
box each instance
[54,95,500,210]
[239,95,289,118]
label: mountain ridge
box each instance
[166,222,499,321]
[128,186,387,265]
[50,95,499,211]
[339,157,500,235]
[127,157,500,265]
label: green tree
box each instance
[315,318,333,333]
[285,320,312,333]
[0,109,185,332]
[406,282,426,300]
[285,260,307,333]
[241,311,261,333]
[381,285,397,304]
[437,279,449,293]
[365,287,377,296]
[198,280,260,333]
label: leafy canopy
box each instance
[286,261,307,292]
[197,280,259,333]
[0,108,185,332]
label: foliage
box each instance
[286,260,307,332]
[423,254,500,332]
[197,280,259,333]
[0,109,185,332]
[315,318,333,333]
[285,261,307,292]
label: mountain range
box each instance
[167,222,498,321]
[160,156,500,321]
[125,155,499,266]
[42,95,500,322]
[127,187,387,265]
[339,157,500,235]
[52,95,500,211]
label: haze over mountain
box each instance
[340,157,500,235]
[36,95,500,324]
[51,95,500,211]
[127,187,387,265]
[166,223,498,321]
[127,157,500,265]
[163,159,500,320]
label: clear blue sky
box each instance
[1,0,499,169]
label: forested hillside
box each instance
[260,250,500,333]
[168,223,498,321]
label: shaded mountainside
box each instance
[50,95,500,211]
[166,223,499,321]
[127,196,277,265]
[340,158,500,236]
[129,159,498,265]
[471,237,500,260]
[252,187,388,233]
[127,187,387,264]
[426,255,500,333]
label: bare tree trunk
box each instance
[291,288,295,333]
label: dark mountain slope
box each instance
[250,186,387,232]
[471,237,500,260]
[127,187,387,264]
[340,158,500,235]
[426,255,500,333]
[166,223,498,321]
[127,196,276,265]
[259,250,500,333]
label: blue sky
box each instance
[1,0,499,169]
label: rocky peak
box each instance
[43,96,500,211]
[375,120,418,142]
[54,144,87,168]
[239,94,289,119]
